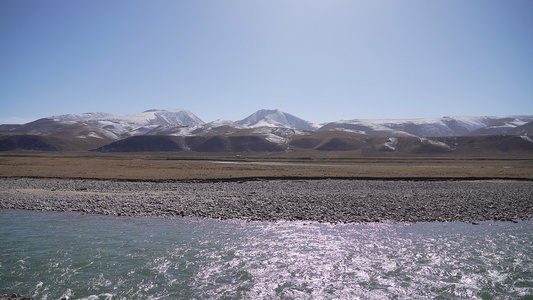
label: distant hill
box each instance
[0,135,59,151]
[289,132,533,155]
[318,116,533,137]
[89,132,533,155]
[92,135,286,153]
[1,108,532,154]
[503,120,533,136]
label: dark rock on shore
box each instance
[0,294,35,300]
[1,178,532,223]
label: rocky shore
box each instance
[0,294,35,300]
[1,178,532,223]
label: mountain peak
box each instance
[235,109,318,130]
[257,108,282,114]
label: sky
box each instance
[1,0,532,124]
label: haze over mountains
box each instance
[1,109,532,154]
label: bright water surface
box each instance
[0,210,532,299]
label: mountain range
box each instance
[1,109,532,154]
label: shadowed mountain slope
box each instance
[288,131,533,155]
[0,135,59,151]
[93,136,187,152]
[504,120,533,136]
[92,135,286,153]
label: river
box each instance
[1,210,531,299]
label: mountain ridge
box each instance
[1,108,532,153]
[319,115,533,137]
[6,108,533,138]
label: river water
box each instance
[1,210,531,299]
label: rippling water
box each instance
[1,210,532,299]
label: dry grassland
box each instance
[1,151,532,181]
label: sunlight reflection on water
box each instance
[0,210,531,299]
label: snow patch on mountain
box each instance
[205,119,240,128]
[52,112,114,121]
[110,109,204,126]
[520,136,533,143]
[249,127,309,144]
[236,109,318,131]
[54,109,203,127]
[321,121,416,137]
[320,116,533,137]
[51,109,204,137]
[384,138,398,151]
[419,138,452,149]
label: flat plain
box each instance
[1,151,532,223]
[1,151,532,181]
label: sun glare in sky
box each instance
[0,0,532,124]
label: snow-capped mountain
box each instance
[235,109,319,131]
[318,116,533,137]
[52,109,203,126]
[2,108,533,145]
[2,108,533,152]
[51,109,205,136]
[6,118,121,140]
[50,112,115,121]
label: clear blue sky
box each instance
[1,0,532,124]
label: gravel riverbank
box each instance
[1,178,532,223]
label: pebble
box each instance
[0,178,532,223]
